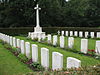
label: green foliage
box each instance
[18,53,28,63]
[0,40,3,43]
[0,0,100,27]
[25,65,100,75]
[11,47,21,53]
[87,49,96,56]
[33,38,38,42]
[3,43,12,50]
[30,62,44,71]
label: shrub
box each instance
[24,65,100,75]
[33,38,38,41]
[11,47,17,52]
[1,41,7,45]
[18,53,28,63]
[4,43,12,50]
[0,40,3,43]
[87,49,96,56]
[30,62,44,71]
[87,35,91,38]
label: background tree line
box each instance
[0,0,100,28]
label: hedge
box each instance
[0,27,100,36]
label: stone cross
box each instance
[57,31,60,35]
[34,4,41,27]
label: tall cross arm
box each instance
[34,7,41,10]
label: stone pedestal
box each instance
[34,27,42,32]
[28,27,45,39]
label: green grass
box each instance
[15,36,100,69]
[53,36,96,51]
[0,44,32,75]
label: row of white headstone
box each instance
[28,33,100,55]
[46,34,100,55]
[0,33,81,70]
[60,31,100,38]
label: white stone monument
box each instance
[60,36,64,48]
[61,31,64,36]
[90,32,94,38]
[81,39,88,54]
[57,31,60,35]
[41,48,49,69]
[13,37,16,47]
[95,41,100,55]
[21,40,25,54]
[67,57,81,69]
[79,31,83,37]
[25,42,30,59]
[6,35,9,43]
[38,33,42,42]
[85,32,89,38]
[28,4,45,39]
[10,36,13,46]
[74,31,78,37]
[32,44,38,62]
[52,52,63,70]
[68,37,74,48]
[17,39,20,48]
[70,31,73,36]
[28,32,31,38]
[65,31,68,36]
[53,35,58,46]
[41,34,46,40]
[47,34,52,43]
[97,32,100,38]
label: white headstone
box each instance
[53,35,58,46]
[95,41,100,55]
[81,39,88,54]
[17,39,20,48]
[79,31,83,37]
[85,32,89,38]
[68,37,74,48]
[74,31,78,37]
[70,31,73,36]
[41,48,49,69]
[41,34,46,40]
[25,42,30,59]
[7,36,10,44]
[97,32,100,38]
[57,31,60,35]
[10,36,13,46]
[28,32,31,38]
[32,44,38,62]
[38,34,42,42]
[21,40,25,54]
[67,57,81,69]
[13,37,16,47]
[52,52,63,70]
[90,32,94,38]
[47,34,52,43]
[60,36,64,48]
[65,31,68,36]
[61,31,64,36]
[31,33,34,40]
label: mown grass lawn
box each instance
[0,44,32,75]
[16,36,100,69]
[56,36,96,51]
